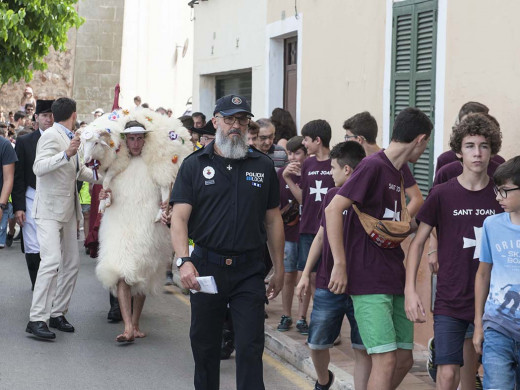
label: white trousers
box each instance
[30,217,80,321]
[22,187,40,254]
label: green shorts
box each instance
[351,294,413,355]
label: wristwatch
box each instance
[176,256,192,269]
[0,203,6,211]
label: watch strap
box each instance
[177,256,192,268]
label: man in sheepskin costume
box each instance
[170,94,285,389]
[90,108,190,342]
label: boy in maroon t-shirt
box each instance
[276,136,307,332]
[405,113,503,390]
[296,141,371,390]
[436,101,505,173]
[325,108,433,390]
[343,111,423,216]
[283,120,334,334]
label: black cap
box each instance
[196,120,216,136]
[213,94,253,117]
[35,99,54,115]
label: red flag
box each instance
[112,84,121,111]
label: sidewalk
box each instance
[172,271,435,390]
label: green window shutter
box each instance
[390,0,437,196]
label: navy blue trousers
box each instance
[189,253,266,390]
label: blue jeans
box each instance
[433,314,472,366]
[298,233,319,272]
[308,288,364,350]
[283,241,299,273]
[0,203,13,246]
[483,328,520,390]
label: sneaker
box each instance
[165,271,174,286]
[296,318,309,335]
[427,337,437,382]
[6,233,14,247]
[277,315,293,332]
[314,369,334,390]
[475,373,483,390]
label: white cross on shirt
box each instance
[462,226,483,259]
[310,180,328,202]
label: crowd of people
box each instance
[1,88,519,390]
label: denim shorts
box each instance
[81,204,91,214]
[308,288,364,350]
[298,233,320,272]
[283,241,298,273]
[351,294,413,355]
[482,327,520,389]
[433,314,472,366]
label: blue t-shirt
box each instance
[480,212,520,341]
[0,137,18,195]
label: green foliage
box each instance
[0,0,84,86]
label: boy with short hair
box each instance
[343,111,423,217]
[326,107,433,390]
[277,136,307,332]
[296,141,371,390]
[405,113,503,390]
[473,156,520,389]
[247,121,260,146]
[283,119,335,334]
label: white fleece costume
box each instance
[96,156,170,295]
[80,108,191,296]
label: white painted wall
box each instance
[119,0,193,116]
[192,0,267,119]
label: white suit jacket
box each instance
[32,123,95,222]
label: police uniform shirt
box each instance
[171,142,280,254]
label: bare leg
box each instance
[8,218,16,235]
[354,349,372,390]
[310,349,331,386]
[436,364,460,390]
[132,294,146,338]
[281,271,297,317]
[116,280,134,342]
[460,338,478,390]
[391,349,413,389]
[367,351,396,390]
[83,212,90,239]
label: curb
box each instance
[264,323,355,390]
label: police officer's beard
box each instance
[215,127,249,159]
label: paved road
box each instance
[0,239,313,389]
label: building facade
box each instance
[191,0,520,347]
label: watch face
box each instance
[176,258,183,267]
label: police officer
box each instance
[170,94,284,390]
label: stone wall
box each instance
[73,0,125,122]
[0,29,77,119]
[0,0,125,124]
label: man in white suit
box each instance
[26,98,96,340]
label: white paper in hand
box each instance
[190,276,218,294]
